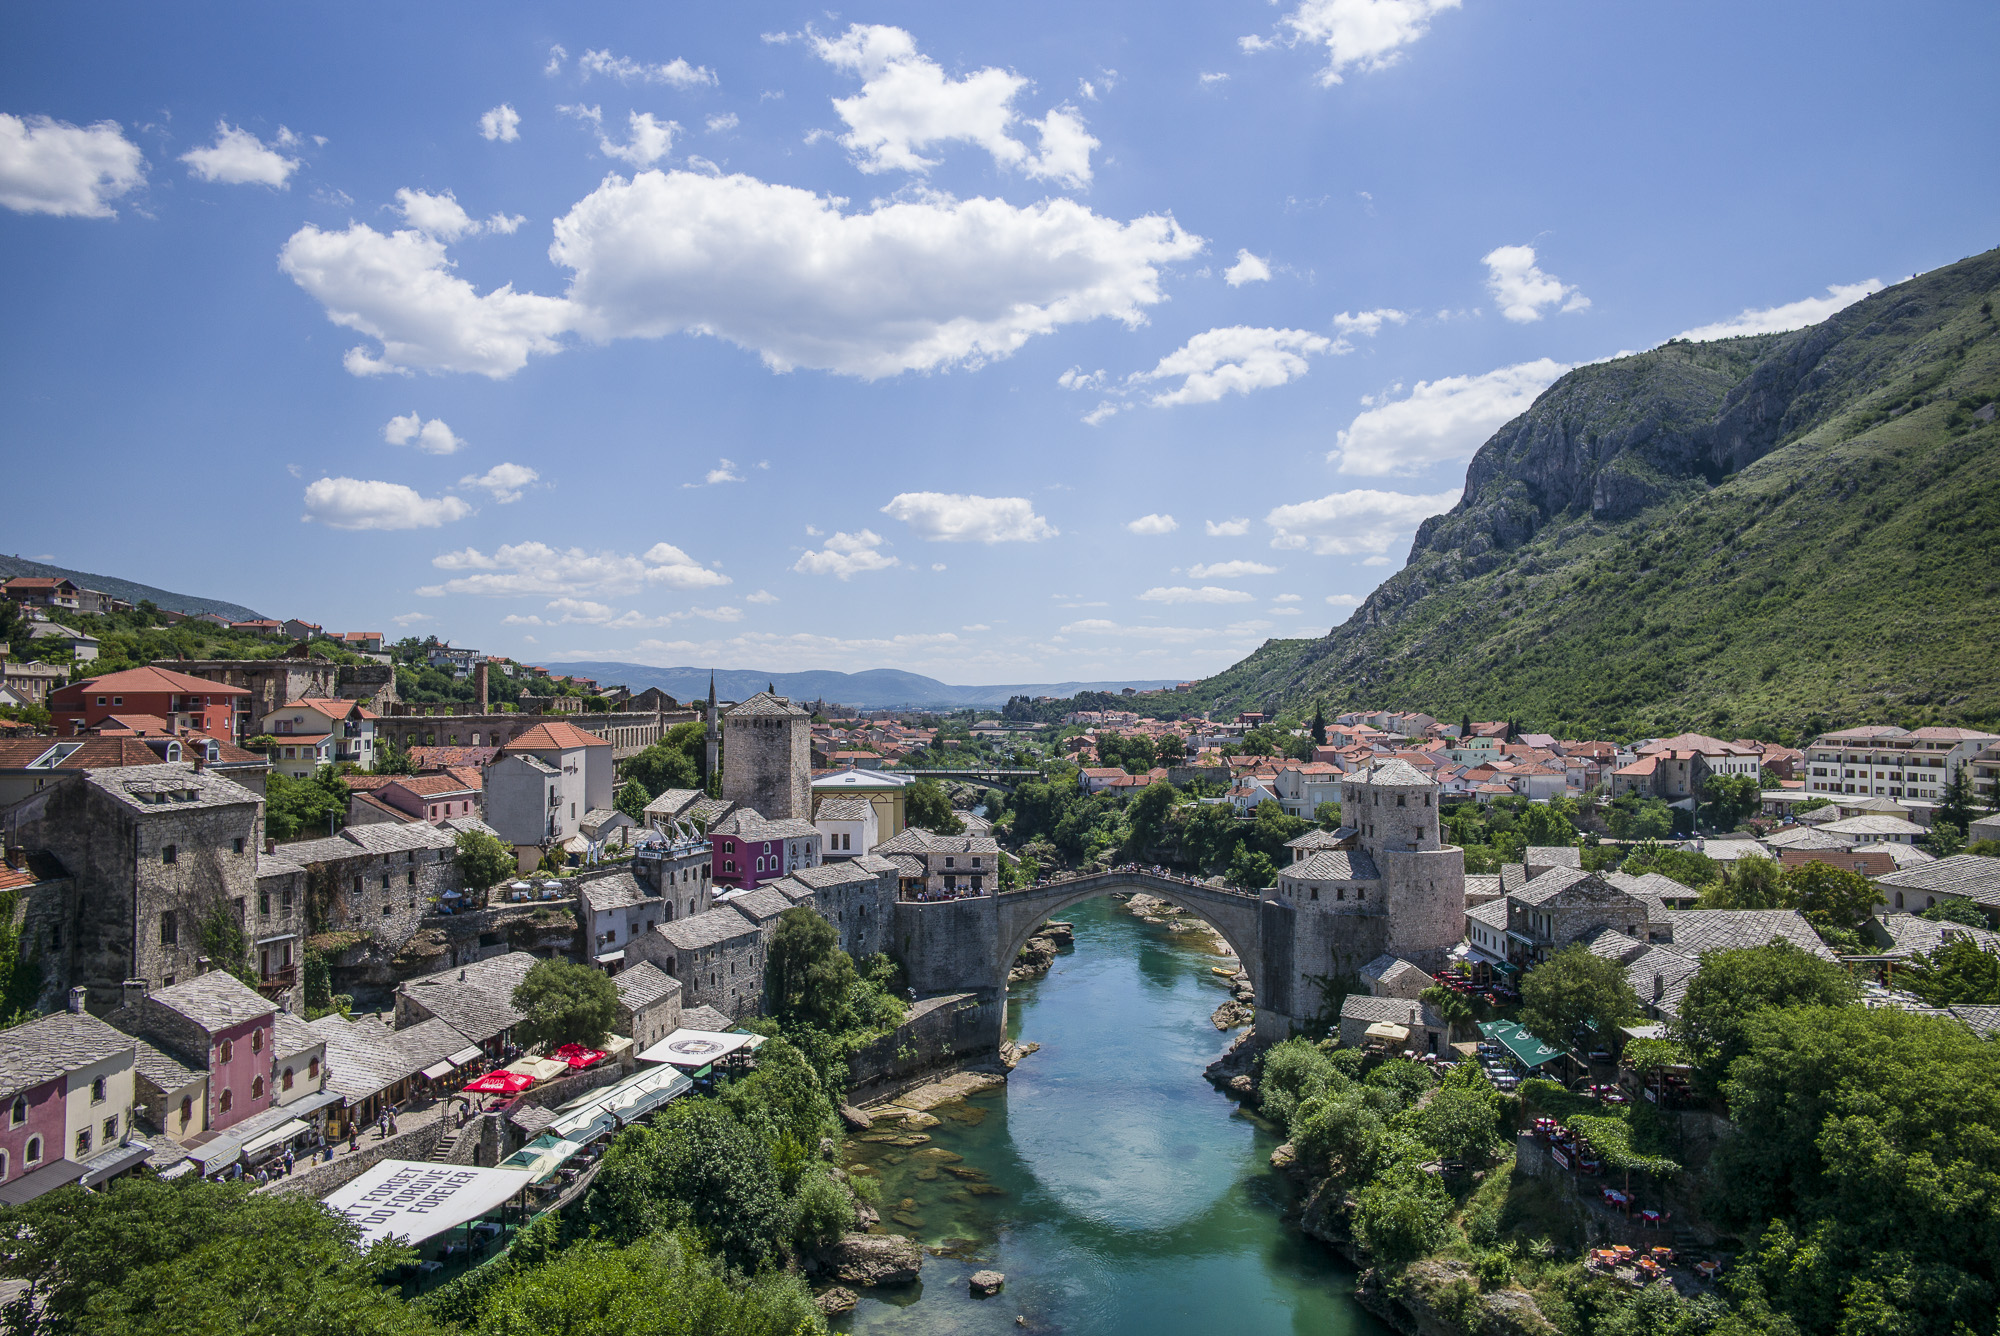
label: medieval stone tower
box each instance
[1268,758,1466,1028]
[722,691,810,819]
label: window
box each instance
[233,838,246,854]
[24,1137,40,1165]
[75,1128,91,1157]
[0,1150,7,1180]
[8,1097,23,1126]
[408,870,417,886]
[308,1056,319,1080]
[251,1028,263,1054]
[96,696,106,706]
[258,892,270,916]
[160,911,177,945]
[219,1089,233,1113]
[103,1116,118,1143]
[251,1075,265,1099]
[180,1096,192,1128]
[162,845,177,865]
[90,1076,106,1104]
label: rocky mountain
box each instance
[1191,245,2000,739]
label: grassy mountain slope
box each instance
[1191,246,2000,740]
[0,554,265,622]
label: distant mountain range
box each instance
[551,662,1182,710]
[0,554,266,623]
[1187,246,2000,737]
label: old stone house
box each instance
[626,906,765,1021]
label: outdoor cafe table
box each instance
[1603,1188,1630,1208]
[1639,1209,1664,1226]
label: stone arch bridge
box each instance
[895,767,1041,794]
[893,869,1300,1055]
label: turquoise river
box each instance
[838,896,1389,1336]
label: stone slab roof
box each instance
[1360,758,1435,788]
[1467,897,1510,930]
[310,1013,464,1102]
[127,1036,202,1095]
[1870,913,2000,959]
[1338,993,1446,1029]
[0,1012,134,1102]
[657,907,761,951]
[1665,909,1834,959]
[680,1005,736,1032]
[614,961,680,1014]
[728,885,794,923]
[1876,855,2000,907]
[1579,925,1651,964]
[1511,867,1599,906]
[712,809,820,841]
[851,853,900,875]
[151,971,277,1033]
[815,797,874,822]
[1463,874,1503,900]
[398,952,538,1042]
[1360,955,1431,990]
[644,788,706,817]
[1524,846,1583,869]
[272,1010,321,1060]
[87,763,261,814]
[727,691,807,719]
[1604,871,1701,902]
[789,861,880,890]
[1950,1005,2000,1038]
[1767,826,1852,851]
[1285,829,1348,851]
[578,871,653,912]
[1286,849,1381,882]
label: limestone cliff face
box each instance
[1189,243,2000,732]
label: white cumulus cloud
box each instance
[1483,244,1590,323]
[810,24,1098,187]
[390,612,433,625]
[1138,586,1256,604]
[279,222,573,378]
[1245,0,1462,86]
[0,113,145,216]
[1224,249,1271,286]
[180,122,299,188]
[479,104,521,142]
[706,112,739,133]
[1125,513,1178,535]
[881,492,1057,543]
[599,111,678,166]
[1330,357,1568,475]
[394,188,524,242]
[1676,279,1885,342]
[578,49,717,88]
[1134,326,1330,406]
[383,413,465,454]
[1206,517,1251,537]
[1187,560,1278,578]
[421,540,729,597]
[302,477,471,530]
[1265,488,1460,555]
[458,462,539,503]
[746,589,779,604]
[793,529,900,579]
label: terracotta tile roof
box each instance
[408,745,500,769]
[57,666,249,698]
[501,721,611,751]
[387,773,477,796]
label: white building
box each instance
[1803,726,1999,801]
[484,722,614,858]
[264,697,378,778]
[814,795,879,859]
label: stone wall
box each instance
[318,899,579,993]
[893,895,1002,996]
[375,709,692,760]
[846,991,1005,1104]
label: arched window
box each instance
[308,1056,319,1080]
[23,1137,39,1165]
[219,1089,233,1113]
[251,1029,263,1054]
[282,1067,294,1090]
[8,1097,23,1126]
[252,1075,265,1099]
[218,1039,233,1063]
[180,1096,193,1128]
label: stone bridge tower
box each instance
[722,691,810,819]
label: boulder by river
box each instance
[1011,921,1075,981]
[1211,998,1254,1030]
[822,1233,923,1286]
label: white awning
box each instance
[421,1062,454,1082]
[321,1161,532,1247]
[446,1046,483,1067]
[594,949,625,964]
[636,1028,752,1068]
[1364,1022,1411,1043]
[241,1119,311,1158]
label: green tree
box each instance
[1671,939,1856,1088]
[1697,773,1760,830]
[1518,945,1640,1051]
[1900,936,2000,1005]
[468,1231,818,1336]
[1226,844,1276,891]
[1415,1071,1506,1166]
[1124,779,1177,853]
[1781,861,1878,935]
[1153,732,1186,765]
[1313,800,1342,830]
[1619,841,1718,890]
[1605,797,1673,841]
[510,959,618,1050]
[1700,853,1787,909]
[1420,984,1476,1042]
[0,1175,420,1336]
[622,741,699,798]
[904,778,964,834]
[614,778,651,823]
[262,766,349,842]
[1919,898,1987,927]
[455,828,518,894]
[763,908,857,1033]
[1712,1005,2000,1335]
[372,738,418,776]
[578,1101,788,1272]
[1517,798,1578,847]
[1938,761,1979,832]
[1920,821,1965,859]
[1310,704,1326,746]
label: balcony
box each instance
[256,964,298,996]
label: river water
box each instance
[839,896,1387,1336]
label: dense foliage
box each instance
[1518,945,1641,1051]
[454,829,518,893]
[510,959,619,1050]
[264,766,350,842]
[756,908,905,1088]
[903,778,964,834]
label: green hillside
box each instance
[0,554,265,622]
[1191,246,2000,741]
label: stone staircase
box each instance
[428,1130,459,1162]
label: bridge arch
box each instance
[995,872,1267,1004]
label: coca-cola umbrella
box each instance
[463,1070,536,1095]
[553,1043,607,1069]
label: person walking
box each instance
[283,1148,295,1177]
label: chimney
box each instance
[475,661,490,713]
[67,986,86,1014]
[3,847,22,872]
[1653,972,1664,1001]
[265,837,277,855]
[122,978,149,1009]
[192,751,206,774]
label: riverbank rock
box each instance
[1394,1258,1560,1336]
[1000,1040,1040,1069]
[1228,1074,1255,1098]
[1211,999,1254,1030]
[969,1270,1006,1297]
[870,1069,1007,1114]
[1040,922,1074,948]
[824,1233,923,1286]
[839,1104,873,1132]
[1270,1143,1296,1170]
[1010,934,1060,982]
[1203,1029,1267,1087]
[816,1287,858,1316]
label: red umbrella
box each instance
[463,1071,535,1094]
[552,1043,607,1069]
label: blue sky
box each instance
[3,1,1995,684]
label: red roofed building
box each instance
[263,698,379,778]
[50,667,249,740]
[487,722,615,852]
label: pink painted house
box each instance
[0,998,142,1201]
[109,971,277,1136]
[709,808,822,891]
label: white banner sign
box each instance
[322,1160,529,1246]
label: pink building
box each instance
[108,972,277,1135]
[0,1000,141,1200]
[710,808,822,890]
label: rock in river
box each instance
[970,1270,1007,1297]
[824,1233,924,1286]
[839,1104,873,1132]
[817,1287,858,1316]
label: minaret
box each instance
[705,674,720,794]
